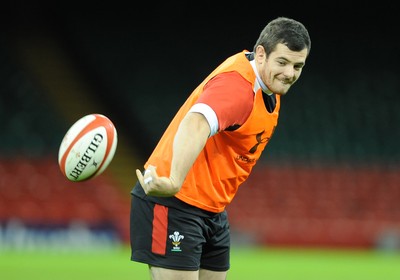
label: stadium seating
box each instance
[228,164,400,248]
[0,158,131,243]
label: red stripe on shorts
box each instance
[151,204,168,255]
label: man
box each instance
[130,16,311,280]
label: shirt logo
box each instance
[249,130,269,154]
[169,231,184,252]
[249,126,277,154]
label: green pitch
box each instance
[1,246,399,280]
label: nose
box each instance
[283,66,295,78]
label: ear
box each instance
[255,45,266,63]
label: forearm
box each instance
[169,112,210,188]
[136,112,211,196]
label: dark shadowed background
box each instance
[1,2,399,249]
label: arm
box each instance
[135,111,210,197]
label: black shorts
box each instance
[130,192,230,271]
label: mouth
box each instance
[280,79,291,85]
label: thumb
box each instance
[136,169,145,186]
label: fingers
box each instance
[136,165,157,191]
[143,169,153,184]
[146,165,157,174]
[136,165,179,197]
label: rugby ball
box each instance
[58,113,118,182]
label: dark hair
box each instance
[253,17,311,56]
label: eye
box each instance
[294,64,304,71]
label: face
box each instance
[255,43,308,95]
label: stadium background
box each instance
[1,1,399,256]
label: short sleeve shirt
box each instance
[190,71,254,135]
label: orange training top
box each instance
[145,50,280,213]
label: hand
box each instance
[135,165,180,197]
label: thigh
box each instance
[150,266,198,280]
[130,195,205,271]
[199,268,228,280]
[150,266,228,280]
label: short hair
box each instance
[253,17,311,57]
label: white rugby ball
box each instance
[58,113,118,182]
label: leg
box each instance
[150,266,199,280]
[199,268,227,280]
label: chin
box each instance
[273,88,290,95]
[270,84,290,95]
